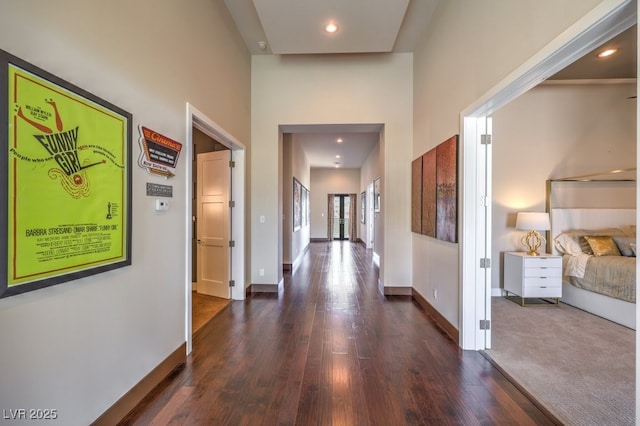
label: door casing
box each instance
[185,103,246,355]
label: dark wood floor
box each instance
[121,242,554,425]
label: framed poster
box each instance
[360,191,366,224]
[293,178,301,231]
[304,187,310,226]
[301,186,308,227]
[373,177,381,212]
[1,49,132,298]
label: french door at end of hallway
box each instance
[333,194,351,240]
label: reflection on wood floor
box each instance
[124,242,554,425]
[192,290,230,334]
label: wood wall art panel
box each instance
[436,135,458,243]
[421,149,436,238]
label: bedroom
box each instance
[492,82,636,291]
[488,25,636,425]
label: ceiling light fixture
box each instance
[336,155,341,158]
[336,138,343,143]
[325,22,338,33]
[597,48,618,58]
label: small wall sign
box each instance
[138,125,182,178]
[146,182,173,198]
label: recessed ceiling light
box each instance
[336,154,341,158]
[336,138,343,143]
[325,22,338,33]
[597,48,618,58]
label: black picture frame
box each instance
[293,177,302,231]
[0,48,133,298]
[302,187,310,226]
[373,177,381,212]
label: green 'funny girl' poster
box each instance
[2,53,132,297]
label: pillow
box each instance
[620,224,636,237]
[584,235,621,257]
[553,233,583,255]
[613,236,636,257]
[562,228,626,255]
[578,235,593,254]
[558,230,593,254]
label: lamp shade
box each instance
[516,212,550,231]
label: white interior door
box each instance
[196,150,231,299]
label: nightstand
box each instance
[504,252,562,306]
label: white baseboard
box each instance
[492,288,504,297]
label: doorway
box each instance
[191,134,231,336]
[460,2,636,350]
[185,103,246,355]
[332,194,351,240]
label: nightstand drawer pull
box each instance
[524,267,562,278]
[524,257,562,268]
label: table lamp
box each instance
[515,212,550,256]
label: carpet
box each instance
[484,297,635,426]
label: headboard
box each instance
[549,208,636,255]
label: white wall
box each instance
[283,134,293,262]
[492,82,636,289]
[310,168,361,239]
[252,53,412,289]
[412,0,603,329]
[0,1,250,424]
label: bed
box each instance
[550,208,636,329]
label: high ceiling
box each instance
[223,1,637,168]
[224,0,440,55]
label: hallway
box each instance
[123,242,552,425]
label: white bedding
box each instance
[562,254,636,303]
[550,208,636,329]
[551,208,636,303]
[561,252,591,278]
